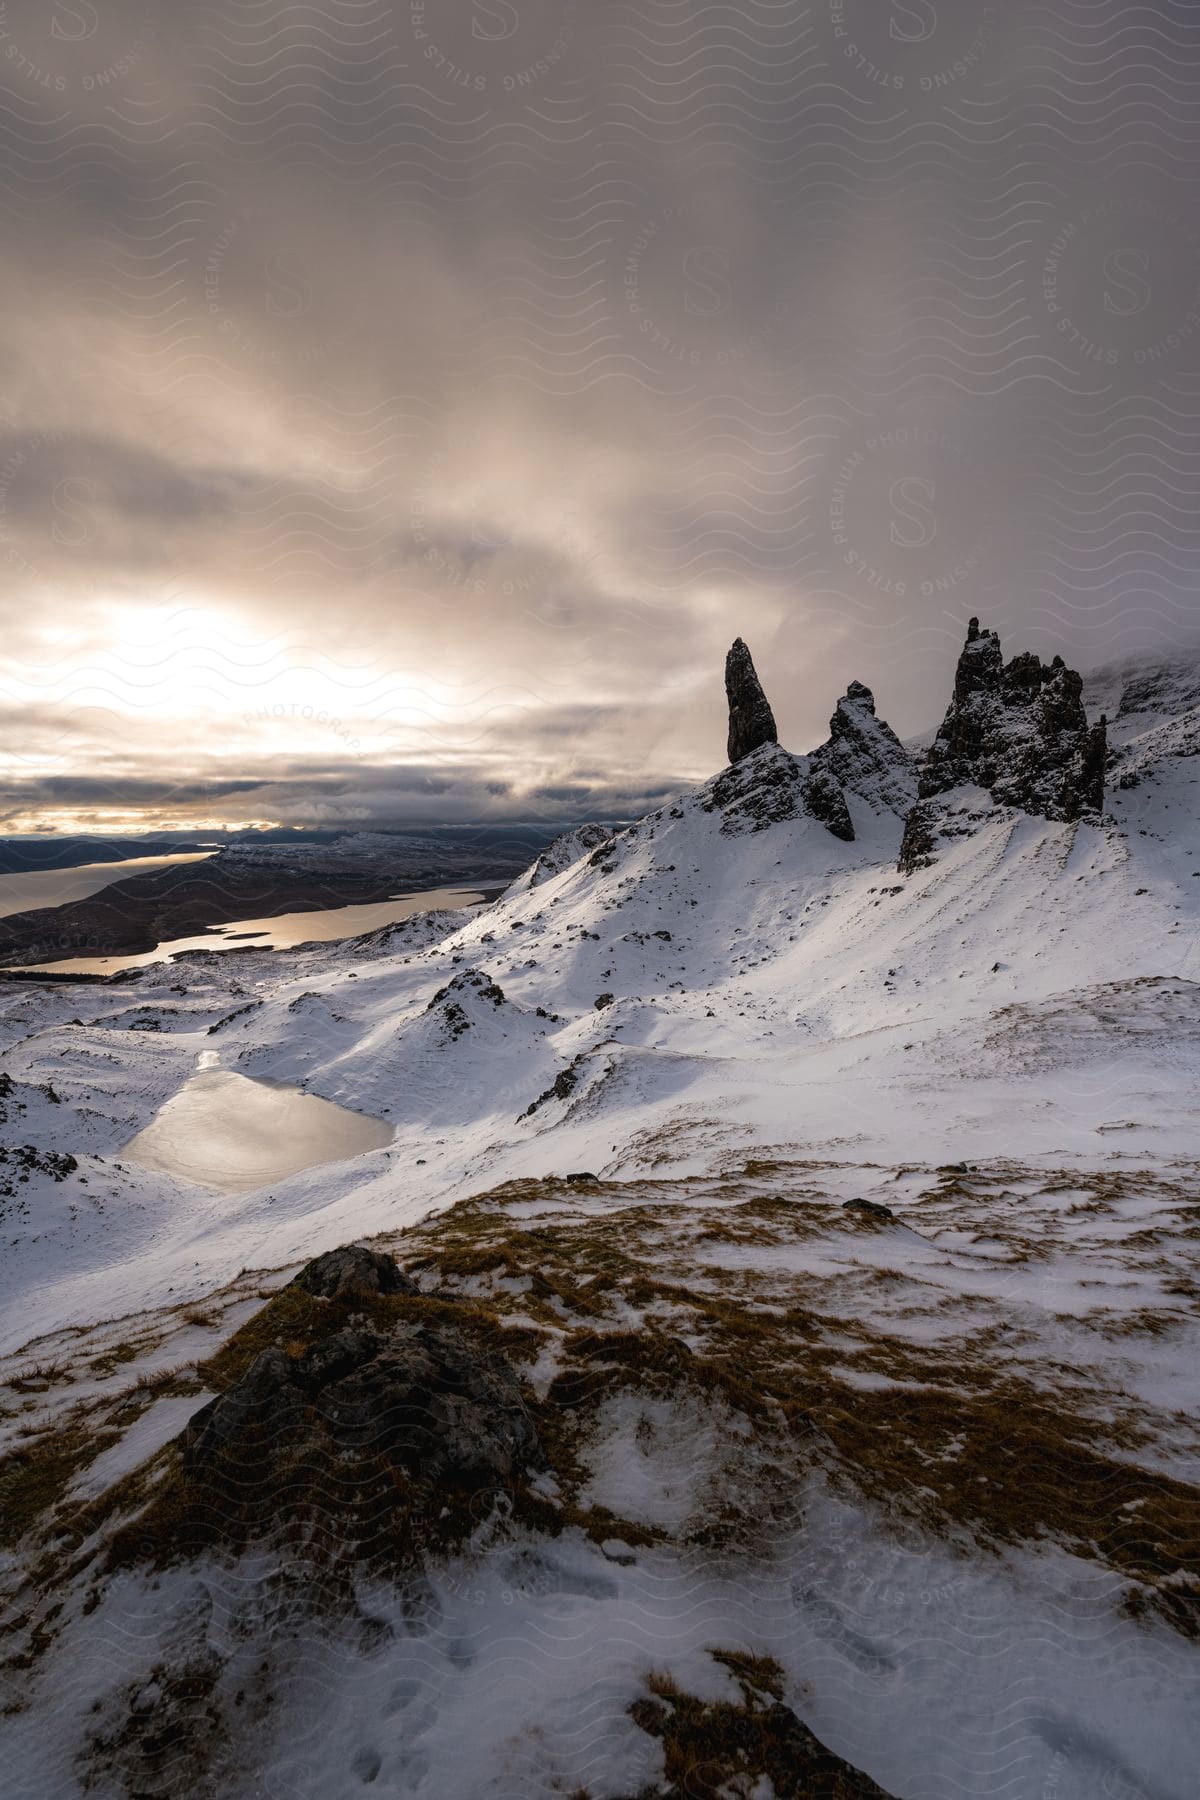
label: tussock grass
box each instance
[395,1168,1200,1635]
[626,1649,893,1798]
[0,1422,122,1549]
[6,1158,1198,1651]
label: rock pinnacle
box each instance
[725,638,778,764]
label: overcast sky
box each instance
[1,0,1198,832]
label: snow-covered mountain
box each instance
[1,627,1197,1800]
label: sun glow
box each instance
[102,601,270,691]
[2,807,282,835]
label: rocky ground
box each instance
[1,1159,1196,1797]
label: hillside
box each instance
[0,628,1197,1799]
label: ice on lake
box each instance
[122,1053,392,1191]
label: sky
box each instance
[1,0,1199,833]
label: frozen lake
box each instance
[122,1053,393,1191]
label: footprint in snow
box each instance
[499,1545,620,1601]
[1031,1716,1165,1800]
[790,1580,897,1678]
[351,1745,382,1784]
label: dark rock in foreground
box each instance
[726,637,779,764]
[289,1244,416,1301]
[83,1246,545,1792]
[182,1318,539,1494]
[180,1240,541,1508]
[100,1243,544,1578]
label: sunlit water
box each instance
[0,852,215,921]
[8,886,486,976]
[122,1052,393,1191]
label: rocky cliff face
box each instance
[720,644,913,843]
[726,637,779,763]
[810,680,918,818]
[900,619,1107,873]
[919,619,1106,817]
[706,741,856,840]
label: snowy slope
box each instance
[0,652,1196,1347]
[0,645,1198,1800]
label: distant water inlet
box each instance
[10,885,486,977]
[0,852,215,921]
[122,1054,393,1191]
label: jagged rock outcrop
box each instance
[900,620,1107,872]
[705,742,822,836]
[425,968,507,1040]
[726,638,778,763]
[711,660,915,843]
[897,800,939,876]
[800,766,855,842]
[811,681,918,818]
[920,619,1106,817]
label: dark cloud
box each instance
[0,753,687,833]
[1,0,1198,829]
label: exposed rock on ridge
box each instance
[800,765,856,842]
[726,637,778,763]
[900,619,1107,873]
[811,680,918,818]
[706,742,838,837]
[290,1244,416,1301]
[920,619,1106,817]
[718,645,914,843]
[425,967,508,1041]
[517,822,615,891]
[181,1318,540,1499]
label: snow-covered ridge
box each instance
[1,635,1196,1352]
[1084,651,1200,787]
[503,821,615,895]
[809,679,918,818]
[0,636,1197,1800]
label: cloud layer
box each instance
[2,0,1199,829]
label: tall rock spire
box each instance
[725,638,778,764]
